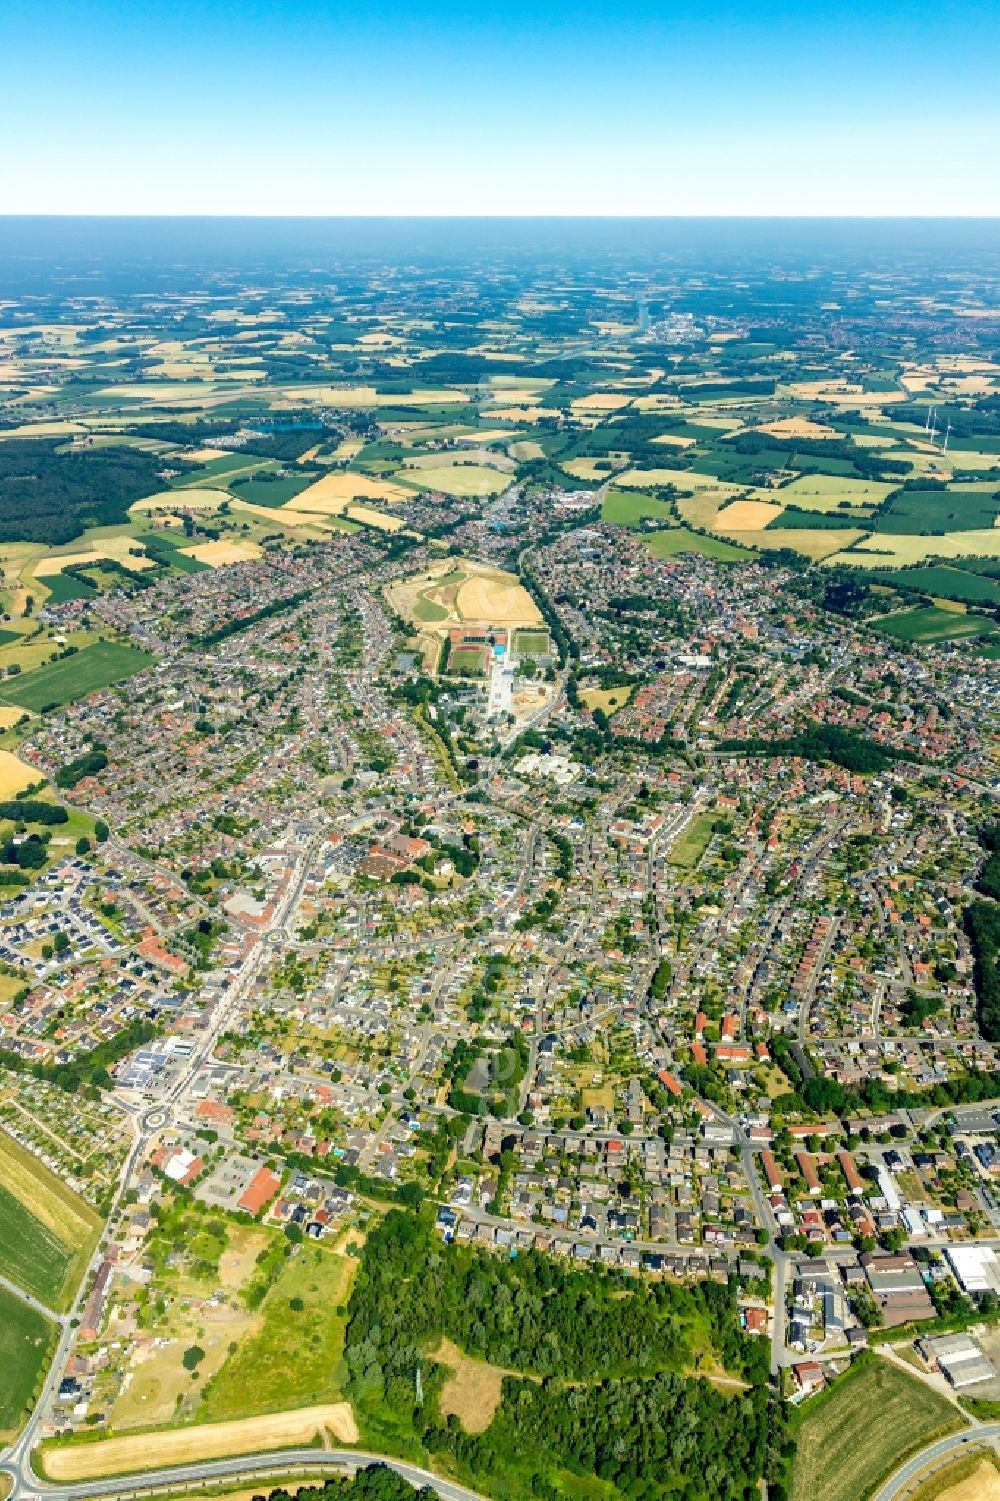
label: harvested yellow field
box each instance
[0,751,41,797]
[0,420,88,439]
[42,1404,359,1480]
[294,472,411,509]
[457,570,542,625]
[34,545,155,576]
[0,706,27,729]
[185,447,232,463]
[617,467,743,499]
[651,433,696,448]
[132,488,234,513]
[487,406,561,423]
[433,1338,508,1434]
[715,500,783,529]
[402,464,507,498]
[180,541,262,567]
[913,1454,1000,1501]
[632,395,685,413]
[724,528,862,562]
[345,505,404,532]
[571,393,633,413]
[754,416,842,440]
[829,529,1000,566]
[580,686,633,715]
[325,438,363,461]
[561,457,618,480]
[510,440,544,461]
[677,494,724,530]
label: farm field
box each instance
[292,472,412,509]
[0,642,156,712]
[0,1283,54,1441]
[0,1130,102,1311]
[601,490,674,527]
[0,749,42,796]
[396,463,509,497]
[873,606,998,644]
[645,528,750,561]
[910,1453,1000,1501]
[790,1357,960,1501]
[41,1402,360,1481]
[828,529,1000,566]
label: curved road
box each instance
[1,1447,488,1501]
[872,1426,1000,1501]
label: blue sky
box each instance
[3,0,999,214]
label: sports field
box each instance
[0,1284,54,1440]
[790,1357,959,1501]
[0,642,156,712]
[0,1130,102,1311]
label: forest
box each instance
[342,1210,780,1501]
[0,440,168,544]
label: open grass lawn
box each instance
[790,1356,960,1501]
[668,811,715,868]
[0,1284,54,1439]
[601,489,674,527]
[873,605,998,644]
[0,641,156,712]
[645,528,750,561]
[0,1130,102,1311]
[202,1244,356,1421]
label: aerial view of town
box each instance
[0,214,998,1501]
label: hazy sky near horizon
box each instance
[4,0,999,216]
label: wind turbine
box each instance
[943,420,952,454]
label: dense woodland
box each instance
[343,1211,780,1501]
[0,441,168,544]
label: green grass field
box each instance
[230,475,315,508]
[0,1131,102,1312]
[202,1245,355,1421]
[646,528,750,561]
[0,642,157,712]
[0,1181,76,1310]
[861,564,1000,608]
[42,573,98,604]
[449,647,487,675]
[878,486,1000,535]
[0,1284,54,1439]
[513,629,551,655]
[873,605,998,645]
[790,1356,960,1501]
[601,490,675,527]
[668,812,715,868]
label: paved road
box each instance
[2,1447,490,1501]
[871,1426,1000,1501]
